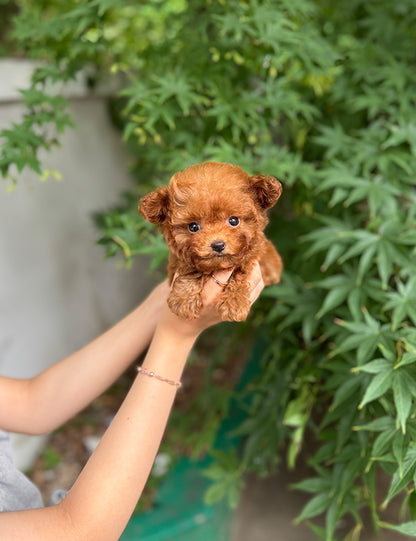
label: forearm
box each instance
[64,321,195,538]
[62,332,195,540]
[0,283,168,435]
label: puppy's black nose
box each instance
[211,241,226,253]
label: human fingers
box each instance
[204,267,234,304]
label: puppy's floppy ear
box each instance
[249,174,282,210]
[139,186,170,224]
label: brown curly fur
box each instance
[139,162,283,321]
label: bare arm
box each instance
[0,281,170,435]
[0,264,264,541]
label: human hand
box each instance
[157,261,265,340]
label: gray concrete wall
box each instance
[0,59,155,469]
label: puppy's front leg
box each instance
[216,271,251,322]
[168,272,206,320]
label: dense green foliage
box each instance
[2,1,416,539]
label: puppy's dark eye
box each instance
[188,222,201,233]
[228,216,240,227]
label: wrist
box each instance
[141,310,197,383]
[139,281,170,323]
[157,305,202,343]
[154,320,198,356]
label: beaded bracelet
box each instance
[137,366,182,388]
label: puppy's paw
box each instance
[216,295,251,322]
[168,290,202,320]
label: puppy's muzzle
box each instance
[211,240,226,253]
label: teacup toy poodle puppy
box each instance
[139,161,283,321]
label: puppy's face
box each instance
[139,162,282,272]
[168,188,262,272]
